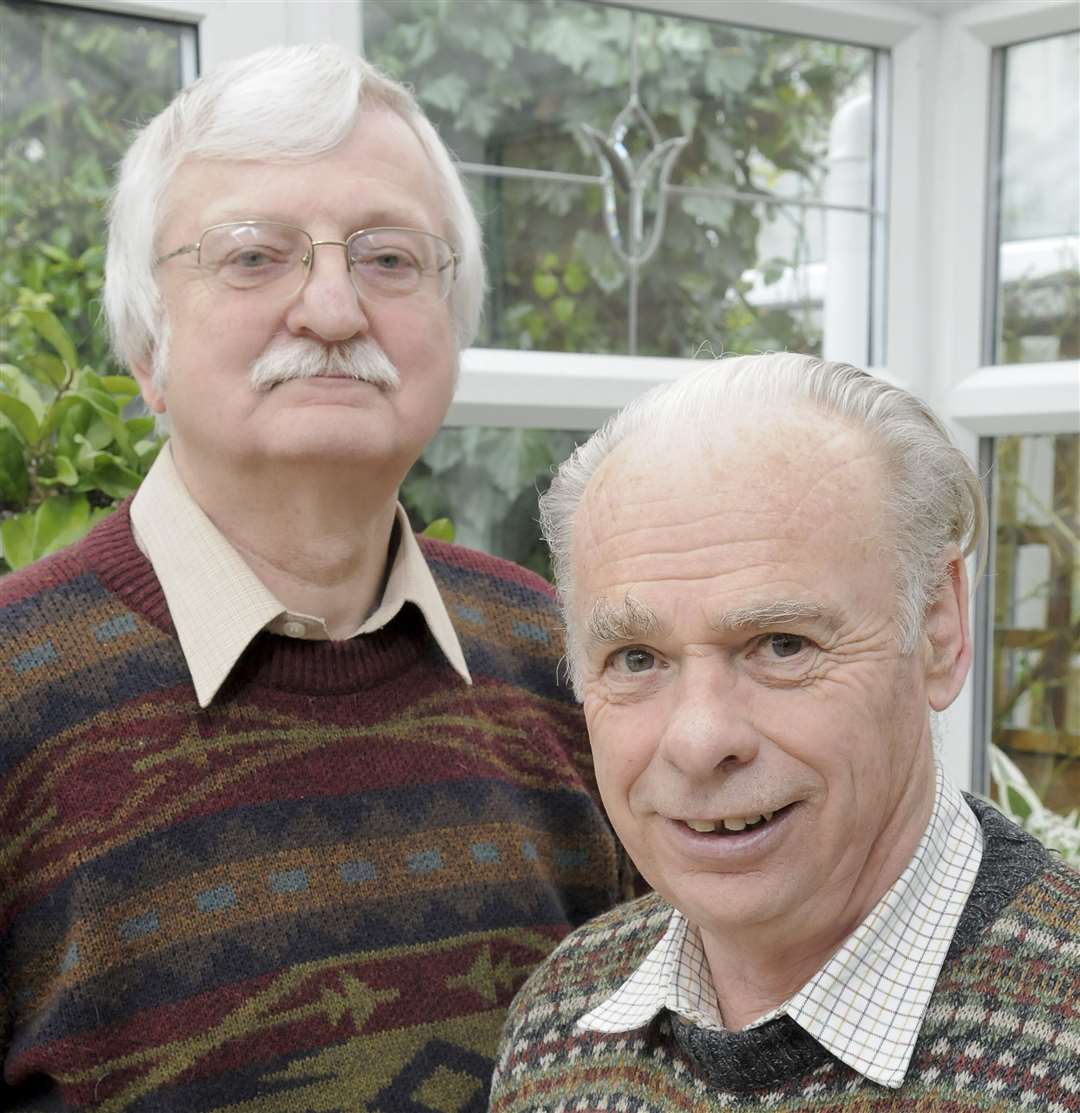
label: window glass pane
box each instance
[364,0,881,361]
[643,200,872,361]
[363,0,629,176]
[994,32,1080,364]
[401,427,587,579]
[469,175,631,354]
[989,433,1079,817]
[0,1,192,374]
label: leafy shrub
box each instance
[0,300,160,571]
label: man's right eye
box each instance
[228,249,276,269]
[613,647,656,673]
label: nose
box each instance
[285,241,370,344]
[656,665,760,780]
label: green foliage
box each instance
[0,3,182,568]
[419,517,455,543]
[401,427,584,579]
[1,2,185,377]
[0,300,161,571]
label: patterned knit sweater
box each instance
[491,799,1080,1112]
[0,503,628,1112]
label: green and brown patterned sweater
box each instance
[491,798,1080,1112]
[0,502,628,1112]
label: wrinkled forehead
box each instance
[572,409,891,593]
[159,107,446,241]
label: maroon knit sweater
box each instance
[0,503,628,1111]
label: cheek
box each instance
[168,298,273,375]
[380,303,453,360]
[585,702,662,814]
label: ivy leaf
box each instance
[681,194,735,231]
[420,517,455,542]
[125,415,157,441]
[100,375,140,400]
[574,230,625,294]
[30,352,68,388]
[0,364,47,426]
[708,48,757,94]
[563,260,588,294]
[533,273,559,300]
[77,389,131,452]
[0,427,29,505]
[0,512,36,570]
[53,455,79,486]
[40,395,90,443]
[39,244,72,264]
[19,308,78,369]
[552,296,575,324]
[32,493,91,559]
[0,393,40,445]
[422,73,469,114]
[79,460,143,499]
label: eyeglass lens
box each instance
[197,222,454,300]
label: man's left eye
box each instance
[366,250,417,271]
[767,633,806,658]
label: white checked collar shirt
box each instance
[578,766,984,1089]
[129,443,471,707]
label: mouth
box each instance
[679,802,797,836]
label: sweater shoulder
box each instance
[418,536,574,700]
[506,892,670,1029]
[0,533,93,610]
[419,536,559,608]
[1007,855,1080,937]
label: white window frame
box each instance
[929,0,1080,793]
[57,0,1080,790]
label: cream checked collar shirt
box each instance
[579,766,984,1089]
[130,443,471,707]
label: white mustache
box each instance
[248,337,401,392]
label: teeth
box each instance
[684,808,784,834]
[686,819,717,833]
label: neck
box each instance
[701,747,937,1031]
[172,444,400,637]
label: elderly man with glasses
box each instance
[0,45,629,1112]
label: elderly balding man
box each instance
[491,354,1079,1112]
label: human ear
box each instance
[923,544,972,711]
[131,353,166,414]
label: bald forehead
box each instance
[584,407,885,525]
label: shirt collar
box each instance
[578,767,984,1089]
[130,443,471,707]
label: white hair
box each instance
[104,43,484,371]
[539,353,986,695]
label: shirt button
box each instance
[282,620,307,638]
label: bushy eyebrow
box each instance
[584,593,663,647]
[710,599,840,635]
[583,594,842,653]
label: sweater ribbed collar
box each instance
[81,502,452,697]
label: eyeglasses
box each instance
[155,221,459,302]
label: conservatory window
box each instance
[0,0,196,378]
[364,0,887,568]
[980,28,1079,817]
[363,0,885,365]
[988,31,1079,366]
[984,432,1079,817]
